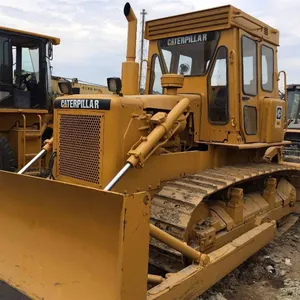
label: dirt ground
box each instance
[198,215,300,300]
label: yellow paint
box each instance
[0,3,299,300]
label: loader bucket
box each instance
[0,171,150,300]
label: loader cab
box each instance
[0,27,60,110]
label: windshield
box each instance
[13,46,40,85]
[22,47,39,83]
[158,31,219,76]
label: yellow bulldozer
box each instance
[0,2,299,300]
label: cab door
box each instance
[239,31,260,142]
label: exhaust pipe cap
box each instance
[124,2,131,16]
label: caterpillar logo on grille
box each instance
[58,113,103,185]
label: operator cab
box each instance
[0,27,60,109]
[145,5,284,145]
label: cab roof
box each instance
[145,5,279,46]
[0,25,60,45]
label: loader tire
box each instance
[0,135,17,172]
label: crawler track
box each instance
[149,163,300,272]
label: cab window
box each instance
[208,46,229,124]
[21,47,40,83]
[0,36,12,103]
[158,32,220,76]
[161,49,171,72]
[0,36,12,85]
[244,106,257,135]
[149,54,163,94]
[242,36,257,96]
[261,45,274,92]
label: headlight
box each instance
[107,77,122,94]
[58,79,72,95]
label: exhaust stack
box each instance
[121,2,139,95]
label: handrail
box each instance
[278,70,288,131]
[21,114,27,167]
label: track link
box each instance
[149,163,300,272]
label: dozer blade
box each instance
[0,171,150,300]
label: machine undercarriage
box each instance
[149,164,299,274]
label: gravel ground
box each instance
[198,215,300,300]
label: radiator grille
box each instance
[58,113,102,184]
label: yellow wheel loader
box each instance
[0,26,60,174]
[0,2,299,300]
[0,26,109,176]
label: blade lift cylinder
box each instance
[104,97,210,266]
[105,97,190,190]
